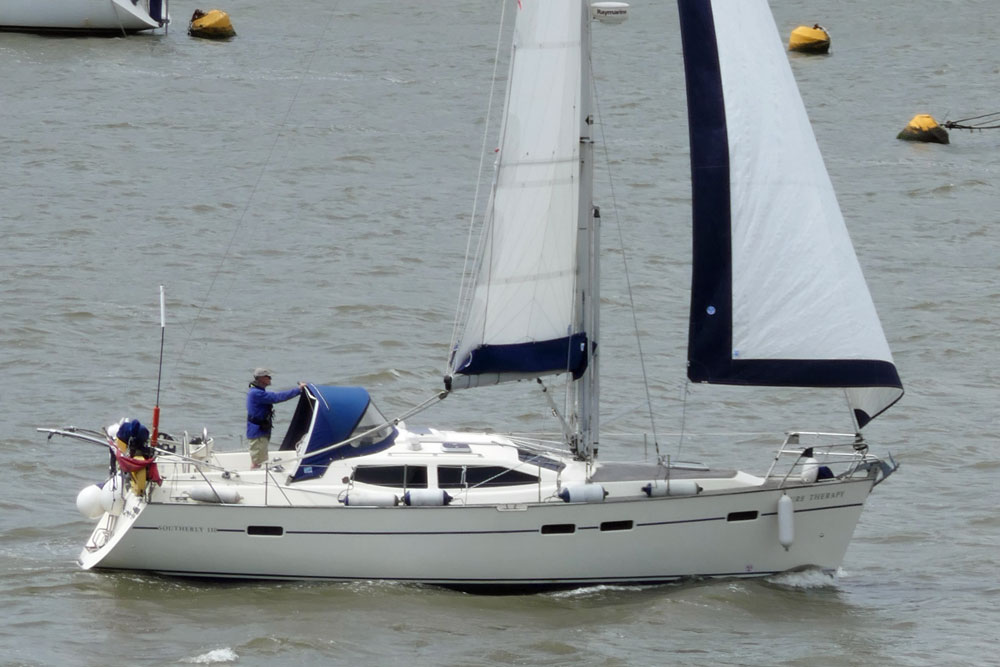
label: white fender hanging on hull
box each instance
[76,485,105,519]
[403,488,452,506]
[777,494,795,550]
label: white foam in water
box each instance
[181,648,239,664]
[767,568,845,589]
[548,584,650,598]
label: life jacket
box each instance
[247,383,275,431]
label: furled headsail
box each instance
[448,0,590,390]
[678,0,903,428]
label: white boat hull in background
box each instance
[0,0,164,34]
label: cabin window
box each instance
[727,510,759,522]
[437,465,539,489]
[352,465,428,489]
[246,525,284,536]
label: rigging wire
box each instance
[677,381,691,458]
[589,53,663,462]
[944,111,1000,130]
[446,0,510,376]
[168,2,343,386]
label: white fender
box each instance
[558,483,607,503]
[642,479,703,497]
[76,485,105,519]
[341,489,399,506]
[777,494,795,550]
[403,488,452,506]
[187,486,242,504]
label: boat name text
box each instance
[791,490,845,503]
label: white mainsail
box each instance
[448,0,590,390]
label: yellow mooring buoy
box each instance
[897,114,950,144]
[788,24,830,54]
[188,9,236,39]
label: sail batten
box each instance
[679,0,903,426]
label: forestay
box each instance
[679,0,903,428]
[448,0,589,390]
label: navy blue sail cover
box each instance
[452,333,589,381]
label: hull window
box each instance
[540,523,576,535]
[726,511,759,522]
[246,525,284,536]
[599,520,634,532]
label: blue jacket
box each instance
[246,383,302,438]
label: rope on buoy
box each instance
[943,111,1000,131]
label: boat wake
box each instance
[180,647,238,664]
[766,568,845,590]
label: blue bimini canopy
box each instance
[278,385,396,482]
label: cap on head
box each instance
[253,367,272,379]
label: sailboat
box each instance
[41,0,902,591]
[0,0,168,35]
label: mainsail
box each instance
[678,0,903,428]
[448,0,590,390]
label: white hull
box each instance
[77,428,883,590]
[0,0,164,34]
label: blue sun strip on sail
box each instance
[678,0,733,384]
[454,333,589,380]
[704,359,902,388]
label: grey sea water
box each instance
[2,1,998,665]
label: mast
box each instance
[575,0,599,460]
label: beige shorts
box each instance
[248,436,271,466]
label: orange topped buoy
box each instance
[188,9,236,39]
[897,114,949,144]
[789,24,830,54]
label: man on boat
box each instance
[246,368,306,469]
